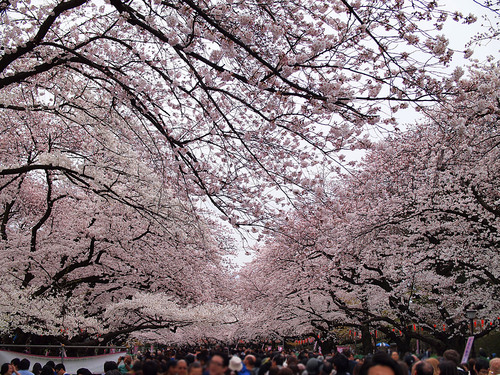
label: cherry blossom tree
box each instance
[0,0,476,227]
[0,98,237,345]
[238,62,500,354]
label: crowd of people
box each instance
[2,347,499,375]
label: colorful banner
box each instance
[461,336,475,363]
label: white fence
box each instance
[0,349,127,375]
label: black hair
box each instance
[55,364,65,372]
[20,360,31,371]
[273,355,285,367]
[33,363,42,375]
[188,362,202,374]
[321,362,334,375]
[45,362,56,370]
[211,353,229,368]
[414,362,434,375]
[359,351,405,375]
[196,351,209,363]
[132,362,143,373]
[77,369,93,375]
[1,364,10,375]
[159,362,168,374]
[166,359,177,371]
[475,359,490,372]
[41,365,55,375]
[333,353,349,374]
[438,361,458,375]
[404,355,416,369]
[343,350,353,359]
[443,351,461,366]
[104,362,118,372]
[143,361,158,375]
[11,360,20,369]
[185,355,196,366]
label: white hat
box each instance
[229,356,243,372]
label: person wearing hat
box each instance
[305,358,323,375]
[229,357,251,375]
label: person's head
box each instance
[41,365,54,375]
[143,361,158,375]
[443,351,461,367]
[244,356,256,370]
[208,354,228,375]
[185,355,195,367]
[306,358,323,375]
[167,360,178,375]
[490,358,500,375]
[124,356,132,365]
[320,361,333,375]
[32,363,42,375]
[332,353,349,374]
[278,368,294,375]
[55,364,66,375]
[20,360,31,371]
[132,360,143,375]
[360,351,405,375]
[105,362,119,373]
[273,355,285,368]
[188,362,202,375]
[197,351,209,366]
[45,362,55,371]
[177,360,188,375]
[391,353,400,362]
[11,360,20,371]
[1,363,13,375]
[438,360,458,375]
[404,356,416,371]
[424,359,439,375]
[77,368,92,375]
[468,359,477,375]
[475,359,490,375]
[397,361,408,375]
[413,361,434,375]
[229,356,243,374]
[344,350,354,361]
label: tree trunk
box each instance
[361,325,374,354]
